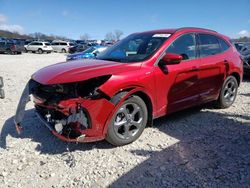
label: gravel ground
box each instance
[0,53,250,188]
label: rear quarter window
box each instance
[218,38,230,52]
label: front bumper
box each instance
[14,80,116,143]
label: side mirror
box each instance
[161,53,183,65]
[158,53,183,73]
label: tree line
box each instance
[1,29,249,42]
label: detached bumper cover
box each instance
[14,82,30,133]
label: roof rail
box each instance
[176,27,217,33]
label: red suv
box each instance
[15,27,243,146]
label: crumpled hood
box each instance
[32,59,141,85]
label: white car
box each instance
[51,41,75,53]
[24,41,53,54]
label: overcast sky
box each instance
[0,0,250,39]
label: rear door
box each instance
[197,33,229,102]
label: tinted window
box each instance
[60,42,67,45]
[198,34,222,57]
[218,38,230,52]
[166,33,196,60]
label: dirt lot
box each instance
[0,53,250,188]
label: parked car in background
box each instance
[68,43,90,54]
[75,40,86,44]
[24,41,53,54]
[0,40,24,54]
[66,45,107,61]
[234,42,250,75]
[15,28,243,146]
[51,41,75,53]
[0,76,4,99]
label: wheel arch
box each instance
[132,91,153,127]
[230,72,241,86]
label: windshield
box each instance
[83,47,96,53]
[96,33,170,62]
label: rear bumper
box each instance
[243,60,250,75]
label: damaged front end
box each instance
[14,75,115,142]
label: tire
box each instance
[61,49,66,53]
[0,89,5,99]
[6,49,13,55]
[0,77,3,87]
[106,95,148,146]
[38,48,43,54]
[216,76,238,109]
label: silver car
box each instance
[51,41,75,53]
[24,41,53,54]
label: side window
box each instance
[60,42,67,46]
[218,38,230,52]
[198,34,222,57]
[166,34,196,60]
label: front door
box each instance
[154,33,200,115]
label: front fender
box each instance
[102,87,153,136]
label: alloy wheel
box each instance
[114,103,143,140]
[223,78,237,104]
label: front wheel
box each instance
[106,95,148,146]
[216,76,238,108]
[38,48,43,54]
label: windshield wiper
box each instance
[98,57,123,62]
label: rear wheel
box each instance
[216,76,238,108]
[62,49,66,53]
[106,95,148,146]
